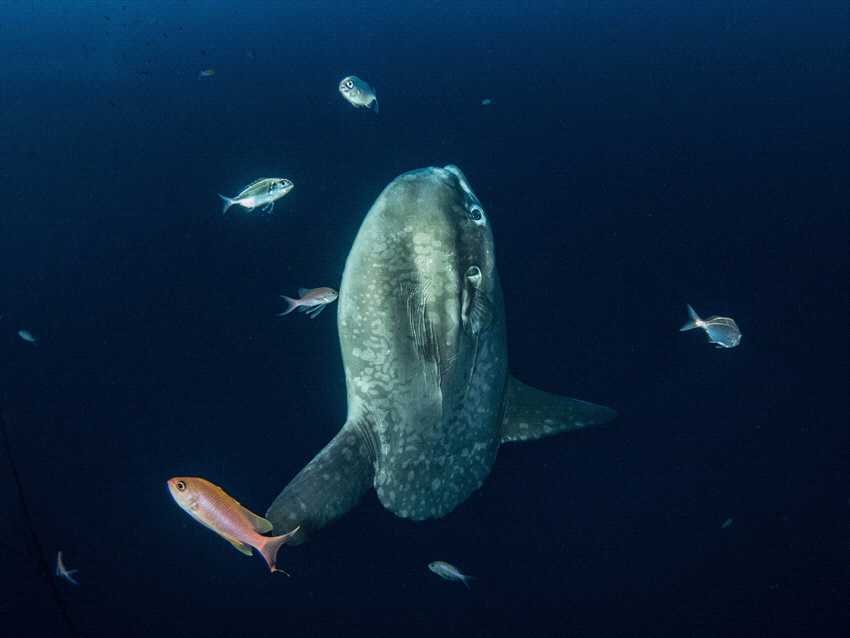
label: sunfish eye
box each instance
[469,206,483,221]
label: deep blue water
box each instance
[1,1,848,636]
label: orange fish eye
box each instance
[176,481,186,490]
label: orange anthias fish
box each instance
[278,287,338,317]
[168,477,299,573]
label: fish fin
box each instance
[462,269,492,336]
[680,304,700,331]
[218,194,235,214]
[461,575,477,589]
[372,96,379,114]
[297,288,311,297]
[257,525,300,572]
[234,504,274,534]
[306,304,325,317]
[262,201,274,214]
[466,289,492,336]
[278,295,297,316]
[499,375,616,443]
[224,536,254,556]
[266,420,375,545]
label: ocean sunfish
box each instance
[267,165,615,543]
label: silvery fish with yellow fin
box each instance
[339,76,378,114]
[218,178,293,214]
[680,304,741,348]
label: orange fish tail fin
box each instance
[278,296,298,316]
[258,525,301,572]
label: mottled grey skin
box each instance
[267,166,615,543]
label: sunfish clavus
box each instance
[267,165,615,543]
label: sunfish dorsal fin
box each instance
[500,376,616,442]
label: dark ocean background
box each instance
[1,1,848,636]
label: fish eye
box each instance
[469,206,483,221]
[176,481,186,490]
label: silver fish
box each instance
[279,287,339,318]
[429,561,475,588]
[56,551,79,584]
[339,76,378,114]
[680,304,741,348]
[18,329,37,345]
[218,178,293,215]
[266,166,615,544]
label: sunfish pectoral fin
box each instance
[463,266,493,336]
[499,376,616,443]
[266,418,376,545]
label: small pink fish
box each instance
[278,287,338,318]
[168,477,299,573]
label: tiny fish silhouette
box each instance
[57,551,79,584]
[18,330,37,345]
[680,304,741,348]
